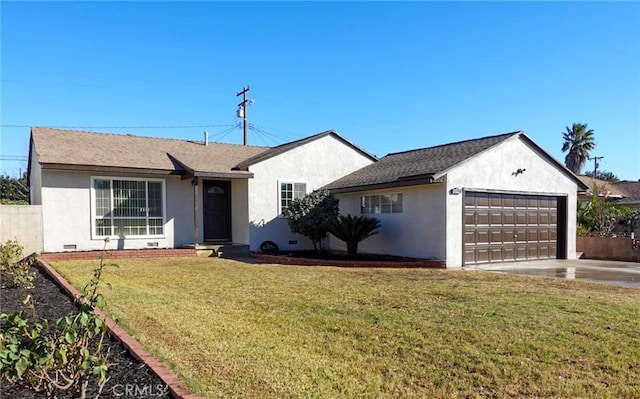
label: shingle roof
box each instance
[324,131,521,192]
[578,176,627,198]
[615,181,640,203]
[234,130,377,170]
[30,127,270,177]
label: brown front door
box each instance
[463,191,563,265]
[203,180,231,241]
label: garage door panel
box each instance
[490,211,502,225]
[489,194,502,208]
[464,249,476,264]
[476,230,490,244]
[515,229,527,242]
[464,211,475,225]
[488,229,502,243]
[539,229,550,241]
[539,212,550,224]
[464,230,476,244]
[477,195,489,207]
[503,246,516,261]
[538,245,550,258]
[490,248,502,261]
[502,195,515,208]
[477,211,489,225]
[503,212,515,225]
[476,248,489,263]
[464,191,559,265]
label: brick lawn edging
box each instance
[40,248,196,262]
[251,253,446,268]
[37,259,201,399]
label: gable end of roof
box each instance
[234,130,377,170]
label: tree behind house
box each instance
[284,190,339,253]
[0,173,29,204]
[561,123,595,174]
[584,170,619,183]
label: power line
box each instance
[1,124,235,129]
[0,155,28,161]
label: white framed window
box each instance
[361,193,403,214]
[91,177,165,238]
[279,181,307,215]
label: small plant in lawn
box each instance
[0,238,117,398]
[329,214,381,256]
[0,240,36,289]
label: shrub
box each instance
[329,214,381,256]
[0,240,36,289]
[284,190,339,253]
[0,238,116,398]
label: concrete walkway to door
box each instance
[464,259,640,288]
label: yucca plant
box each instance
[329,214,381,256]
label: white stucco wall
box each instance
[0,205,43,255]
[40,171,194,252]
[29,141,43,205]
[331,184,447,259]
[444,136,579,267]
[247,135,374,251]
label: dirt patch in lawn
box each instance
[0,267,172,399]
[252,250,445,268]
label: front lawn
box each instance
[52,258,640,398]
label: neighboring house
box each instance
[324,131,589,268]
[613,181,640,236]
[28,127,376,253]
[577,177,640,236]
[577,176,627,201]
[614,181,640,210]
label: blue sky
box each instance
[1,1,639,180]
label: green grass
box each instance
[52,257,640,398]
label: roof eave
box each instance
[193,171,254,179]
[40,163,183,176]
[327,176,440,194]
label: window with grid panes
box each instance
[93,178,164,237]
[280,182,306,214]
[361,193,402,214]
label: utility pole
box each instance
[236,86,250,145]
[588,155,604,176]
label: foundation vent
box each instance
[147,242,159,247]
[63,244,77,250]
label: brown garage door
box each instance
[464,191,559,265]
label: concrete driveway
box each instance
[464,259,640,288]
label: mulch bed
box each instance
[0,267,172,398]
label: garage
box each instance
[463,191,567,265]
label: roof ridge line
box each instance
[386,131,523,157]
[31,126,270,149]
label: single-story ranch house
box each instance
[28,127,587,268]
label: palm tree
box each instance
[329,214,381,256]
[561,123,595,174]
